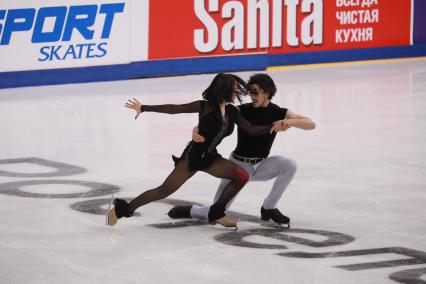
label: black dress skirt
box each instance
[172,141,222,171]
[142,100,272,172]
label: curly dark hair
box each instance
[248,73,277,100]
[202,73,248,104]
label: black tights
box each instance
[128,158,249,221]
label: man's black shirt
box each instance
[234,102,287,158]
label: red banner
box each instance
[148,0,411,60]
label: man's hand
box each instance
[125,98,143,120]
[270,119,291,133]
[192,126,205,143]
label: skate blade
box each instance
[105,195,117,226]
[261,220,290,229]
[107,209,118,226]
[209,216,238,229]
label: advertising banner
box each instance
[148,0,412,60]
[0,0,131,72]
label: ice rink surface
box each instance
[1,58,426,284]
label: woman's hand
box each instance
[270,119,291,133]
[125,98,143,119]
[192,126,205,143]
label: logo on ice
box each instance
[0,3,125,61]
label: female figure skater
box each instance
[107,73,278,228]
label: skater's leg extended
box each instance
[129,160,195,212]
[107,160,195,226]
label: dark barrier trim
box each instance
[267,44,426,66]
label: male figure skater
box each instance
[168,73,315,227]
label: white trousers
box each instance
[190,153,297,220]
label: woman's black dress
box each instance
[141,100,272,171]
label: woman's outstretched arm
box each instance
[125,98,202,119]
[234,107,276,135]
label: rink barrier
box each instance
[0,53,267,89]
[1,44,426,89]
[267,44,426,67]
[268,56,426,71]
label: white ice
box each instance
[0,59,425,284]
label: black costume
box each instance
[234,102,288,158]
[167,102,294,225]
[142,100,272,171]
[115,100,275,224]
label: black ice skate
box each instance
[167,206,192,219]
[106,197,133,226]
[260,207,290,228]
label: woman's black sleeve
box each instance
[141,100,202,114]
[235,107,272,135]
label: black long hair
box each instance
[202,73,248,104]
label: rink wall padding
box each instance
[1,0,426,89]
[0,54,267,89]
[267,44,426,66]
[2,45,426,89]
